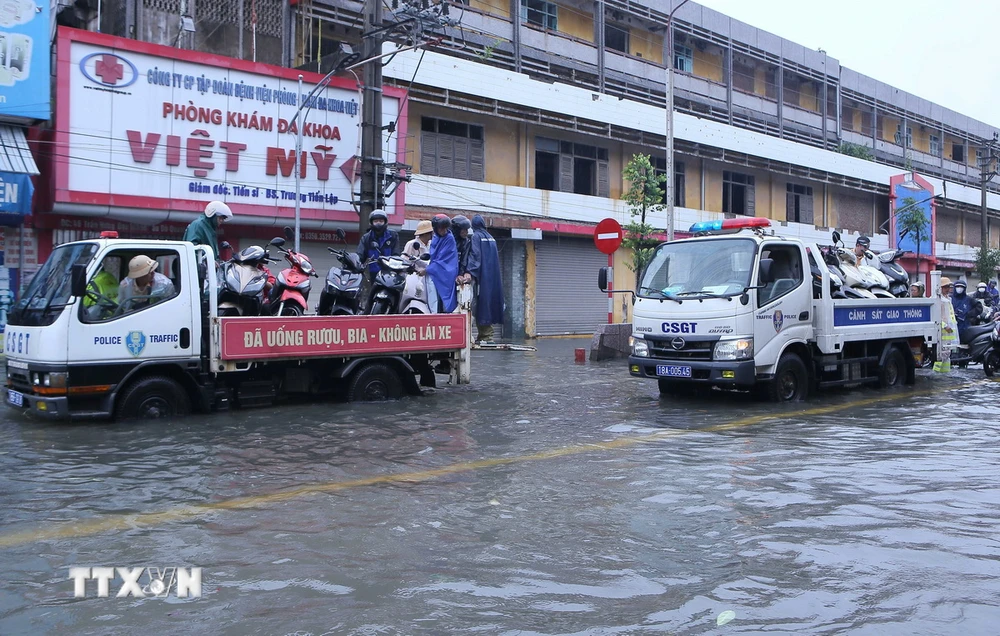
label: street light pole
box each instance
[664,0,690,242]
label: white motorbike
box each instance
[835,248,880,298]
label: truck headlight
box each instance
[629,336,650,357]
[714,338,753,361]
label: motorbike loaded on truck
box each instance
[4,232,471,421]
[599,217,941,401]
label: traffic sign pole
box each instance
[594,218,624,325]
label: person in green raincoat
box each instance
[935,277,958,373]
[182,201,233,257]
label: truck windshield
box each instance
[8,243,99,327]
[639,238,756,299]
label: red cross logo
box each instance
[94,55,124,85]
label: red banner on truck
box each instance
[220,314,468,360]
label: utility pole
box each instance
[664,0,690,242]
[980,133,999,251]
[359,0,385,236]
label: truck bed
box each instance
[813,297,939,355]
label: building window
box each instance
[421,117,485,181]
[535,137,610,197]
[732,57,755,94]
[723,170,755,216]
[605,23,628,53]
[654,156,685,207]
[952,143,965,163]
[894,124,913,148]
[929,134,942,158]
[786,183,814,224]
[520,0,557,30]
[673,43,693,73]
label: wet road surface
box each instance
[1,340,999,634]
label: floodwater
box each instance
[1,340,998,634]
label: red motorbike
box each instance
[268,229,318,316]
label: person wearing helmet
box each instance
[451,215,476,285]
[357,209,401,275]
[183,200,232,257]
[909,280,925,298]
[853,235,872,265]
[424,214,459,313]
[950,279,977,337]
[973,281,994,308]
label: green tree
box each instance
[974,246,1000,284]
[837,142,875,161]
[621,154,666,284]
[896,196,930,284]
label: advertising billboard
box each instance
[55,29,407,226]
[0,0,51,122]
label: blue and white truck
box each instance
[601,217,941,401]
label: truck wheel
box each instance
[347,363,403,402]
[879,346,906,387]
[985,351,1000,378]
[767,353,808,402]
[116,375,190,420]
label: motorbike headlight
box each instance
[714,338,754,361]
[629,336,650,358]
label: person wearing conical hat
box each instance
[934,276,957,373]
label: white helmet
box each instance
[205,200,232,220]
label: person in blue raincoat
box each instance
[951,280,977,337]
[467,215,504,343]
[424,214,459,313]
[357,209,401,274]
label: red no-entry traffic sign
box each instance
[594,218,623,254]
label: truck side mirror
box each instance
[758,258,774,285]
[598,267,609,292]
[71,264,87,298]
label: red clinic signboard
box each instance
[220,314,468,360]
[594,218,623,254]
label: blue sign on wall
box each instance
[0,171,32,215]
[0,0,51,122]
[833,304,931,327]
[894,182,933,256]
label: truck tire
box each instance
[347,363,403,402]
[116,375,190,420]
[767,353,808,402]
[879,346,906,388]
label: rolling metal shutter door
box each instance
[535,238,608,335]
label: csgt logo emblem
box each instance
[661,321,697,334]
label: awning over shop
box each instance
[0,125,38,224]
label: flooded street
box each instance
[1,339,999,634]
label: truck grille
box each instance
[647,337,714,361]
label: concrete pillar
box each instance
[504,240,528,339]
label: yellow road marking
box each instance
[0,380,975,549]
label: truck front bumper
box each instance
[628,356,757,387]
[4,388,71,419]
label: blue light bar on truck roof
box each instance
[688,217,771,233]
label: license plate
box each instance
[7,390,23,407]
[656,365,691,378]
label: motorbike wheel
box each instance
[220,306,242,317]
[984,351,1000,378]
[369,300,391,315]
[278,302,304,317]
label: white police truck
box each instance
[4,234,471,420]
[600,217,940,401]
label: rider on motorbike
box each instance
[973,282,994,308]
